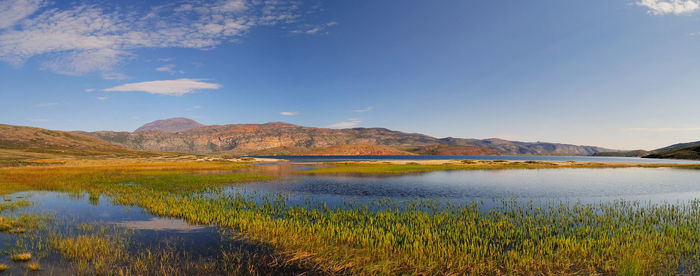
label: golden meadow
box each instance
[1,160,699,275]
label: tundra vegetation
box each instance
[0,160,699,274]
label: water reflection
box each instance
[229,167,700,209]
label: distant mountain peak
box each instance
[135,118,204,133]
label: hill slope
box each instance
[592,150,649,157]
[406,145,500,155]
[134,118,204,133]
[303,145,415,156]
[644,145,700,160]
[0,124,157,164]
[652,141,700,153]
[80,120,615,155]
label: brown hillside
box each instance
[0,124,156,158]
[408,145,500,155]
[303,145,415,156]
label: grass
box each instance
[297,160,700,174]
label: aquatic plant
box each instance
[11,253,31,262]
[26,262,40,271]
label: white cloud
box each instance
[292,21,337,35]
[636,0,700,15]
[96,96,108,101]
[104,78,221,96]
[0,0,43,29]
[155,64,182,75]
[353,106,373,113]
[0,0,304,77]
[35,102,57,107]
[329,118,362,128]
[280,111,298,116]
[624,127,700,132]
[84,88,95,93]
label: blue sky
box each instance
[1,0,700,150]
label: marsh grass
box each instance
[298,160,700,175]
[0,161,271,195]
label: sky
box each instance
[1,0,700,150]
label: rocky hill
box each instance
[134,118,204,133]
[79,119,615,155]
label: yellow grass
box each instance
[11,253,31,262]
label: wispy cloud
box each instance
[35,102,57,107]
[623,127,700,132]
[292,21,337,35]
[353,106,373,113]
[84,88,95,93]
[636,0,700,15]
[96,96,108,101]
[0,0,304,78]
[329,118,362,128]
[155,64,183,75]
[104,78,221,96]
[0,0,43,29]
[280,111,298,116]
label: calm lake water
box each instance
[255,155,700,164]
[229,167,700,209]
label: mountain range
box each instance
[76,118,615,156]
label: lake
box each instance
[256,154,700,164]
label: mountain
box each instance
[644,145,700,160]
[0,124,156,163]
[405,145,500,155]
[79,120,616,155]
[134,118,204,133]
[592,150,649,157]
[302,145,415,156]
[438,137,612,155]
